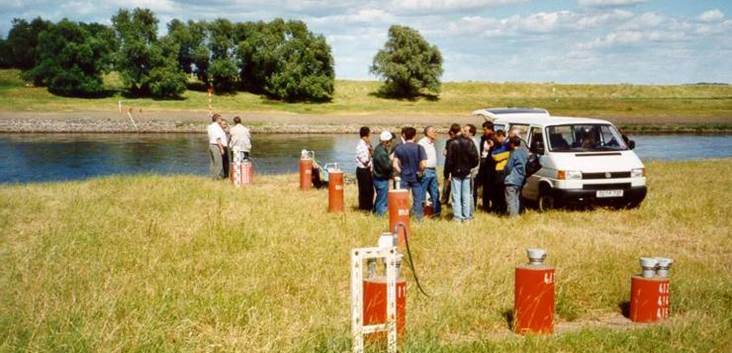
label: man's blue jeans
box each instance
[420,168,441,216]
[373,178,389,216]
[400,178,424,220]
[451,176,473,221]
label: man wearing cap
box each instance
[372,130,394,216]
[417,126,441,217]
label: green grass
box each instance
[1,69,731,122]
[1,159,731,352]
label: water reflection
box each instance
[0,133,730,183]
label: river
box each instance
[1,133,731,183]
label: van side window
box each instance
[529,127,543,154]
[509,124,529,139]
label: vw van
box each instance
[472,108,647,210]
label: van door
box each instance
[522,126,544,200]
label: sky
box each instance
[1,0,730,84]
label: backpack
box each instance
[525,153,541,177]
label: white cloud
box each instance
[698,9,724,23]
[392,0,527,13]
[577,0,646,7]
[578,29,686,49]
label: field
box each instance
[1,159,731,353]
[1,69,731,128]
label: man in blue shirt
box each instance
[393,127,427,220]
[504,135,529,217]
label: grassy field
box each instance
[1,159,731,353]
[1,69,731,123]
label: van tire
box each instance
[537,183,556,212]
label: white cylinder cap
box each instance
[527,248,547,264]
[640,257,658,268]
[655,257,673,267]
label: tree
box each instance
[5,17,52,70]
[370,25,443,98]
[237,19,287,93]
[112,8,185,98]
[208,58,238,93]
[265,21,334,101]
[0,38,11,68]
[24,19,116,97]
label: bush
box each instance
[370,25,443,98]
[265,30,334,101]
[149,60,187,99]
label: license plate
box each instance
[596,189,624,198]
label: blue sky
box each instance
[1,0,730,83]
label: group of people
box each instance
[355,121,529,220]
[207,113,252,179]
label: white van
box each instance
[472,108,647,210]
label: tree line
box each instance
[0,8,443,101]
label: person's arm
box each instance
[444,143,454,179]
[392,155,401,175]
[417,145,427,172]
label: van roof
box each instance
[494,115,613,126]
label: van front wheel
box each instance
[538,193,555,212]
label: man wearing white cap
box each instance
[372,130,394,216]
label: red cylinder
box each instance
[328,170,344,212]
[299,159,313,190]
[514,265,555,334]
[363,278,407,337]
[630,276,670,322]
[388,189,410,246]
[230,162,254,186]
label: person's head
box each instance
[424,126,437,140]
[233,116,241,125]
[509,127,521,138]
[465,124,477,137]
[496,129,506,144]
[403,126,417,141]
[211,113,221,123]
[359,126,370,139]
[219,119,228,128]
[400,126,408,139]
[508,135,522,149]
[379,131,393,146]
[449,123,462,137]
[482,121,494,136]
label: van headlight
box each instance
[557,170,582,180]
[631,168,645,178]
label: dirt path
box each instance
[0,110,729,133]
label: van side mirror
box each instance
[531,139,545,155]
[628,140,636,150]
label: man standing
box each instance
[463,124,480,208]
[229,116,252,162]
[491,130,510,213]
[372,131,393,216]
[445,123,479,222]
[393,127,427,220]
[479,121,496,211]
[417,126,441,217]
[504,136,529,217]
[207,114,228,179]
[355,126,374,211]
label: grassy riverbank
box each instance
[1,159,731,352]
[1,69,731,129]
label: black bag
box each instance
[525,154,541,177]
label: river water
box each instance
[1,133,731,183]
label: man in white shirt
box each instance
[229,116,252,162]
[207,114,228,179]
[355,126,374,211]
[417,126,441,217]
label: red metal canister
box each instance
[299,159,313,190]
[630,276,670,322]
[514,263,555,334]
[387,189,410,246]
[363,277,407,336]
[328,169,344,212]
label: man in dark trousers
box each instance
[478,121,496,211]
[393,127,427,220]
[372,131,393,216]
[355,126,374,211]
[445,123,479,222]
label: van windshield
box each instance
[546,124,628,152]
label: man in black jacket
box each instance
[444,123,480,222]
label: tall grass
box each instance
[1,159,731,353]
[1,69,730,121]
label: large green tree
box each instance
[370,25,443,98]
[112,8,185,98]
[24,19,116,97]
[5,17,52,70]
